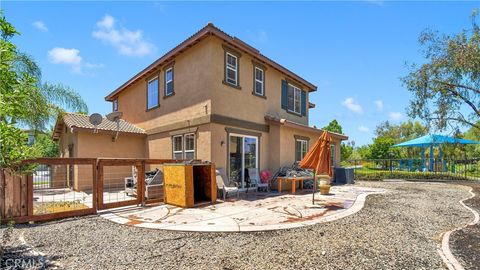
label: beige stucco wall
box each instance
[111,35,311,134]
[74,131,146,191]
[76,131,146,158]
[209,123,270,174]
[208,37,309,126]
[274,126,342,169]
[146,124,211,161]
[114,36,215,132]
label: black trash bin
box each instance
[334,167,354,184]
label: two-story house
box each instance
[53,23,347,191]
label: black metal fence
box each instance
[342,158,480,181]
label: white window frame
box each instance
[296,139,308,162]
[172,133,196,159]
[254,67,264,96]
[165,67,173,96]
[228,133,258,190]
[288,84,302,114]
[172,135,183,159]
[184,133,195,159]
[147,77,159,109]
[226,52,238,85]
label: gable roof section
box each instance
[52,113,145,140]
[105,23,317,101]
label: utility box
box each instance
[334,168,355,184]
[163,164,217,208]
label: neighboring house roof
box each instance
[52,113,146,140]
[264,115,349,141]
[105,23,317,101]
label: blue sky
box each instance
[4,1,479,145]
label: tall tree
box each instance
[0,13,87,169]
[322,119,343,134]
[402,10,480,132]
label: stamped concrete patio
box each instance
[100,185,386,232]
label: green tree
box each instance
[341,143,353,161]
[0,13,87,169]
[369,137,399,160]
[402,10,480,131]
[32,131,59,158]
[322,119,343,134]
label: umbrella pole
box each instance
[312,169,316,204]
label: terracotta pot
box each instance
[320,185,331,195]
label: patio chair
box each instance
[248,168,269,192]
[125,167,164,199]
[216,168,239,201]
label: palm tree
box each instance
[13,52,88,132]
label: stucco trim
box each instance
[169,127,199,136]
[265,115,349,141]
[146,116,211,135]
[146,114,270,136]
[211,114,269,133]
[294,135,310,141]
[225,127,262,138]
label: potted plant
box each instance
[317,174,331,195]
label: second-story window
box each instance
[288,84,302,114]
[226,52,238,86]
[112,99,118,112]
[165,67,174,97]
[254,67,264,96]
[147,77,159,110]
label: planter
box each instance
[320,184,331,195]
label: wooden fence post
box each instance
[0,169,5,220]
[137,161,145,206]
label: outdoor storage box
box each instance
[334,168,354,184]
[163,164,217,208]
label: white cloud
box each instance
[358,126,370,133]
[342,97,363,114]
[48,47,102,74]
[389,112,404,121]
[92,14,156,57]
[375,100,384,111]
[48,47,82,65]
[32,21,48,32]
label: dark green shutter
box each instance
[281,80,288,109]
[301,90,307,116]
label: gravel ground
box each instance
[449,181,480,270]
[1,181,474,270]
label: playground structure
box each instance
[393,134,480,172]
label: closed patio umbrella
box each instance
[299,131,332,204]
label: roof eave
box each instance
[264,115,348,141]
[105,23,317,101]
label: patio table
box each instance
[277,176,313,194]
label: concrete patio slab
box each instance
[100,185,387,232]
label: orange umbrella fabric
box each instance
[299,131,332,177]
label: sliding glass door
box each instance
[229,134,258,189]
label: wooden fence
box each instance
[1,158,188,224]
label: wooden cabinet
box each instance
[163,164,217,208]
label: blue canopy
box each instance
[393,134,480,147]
